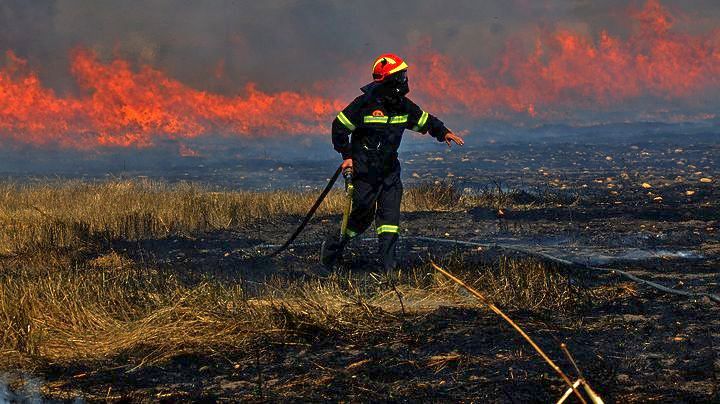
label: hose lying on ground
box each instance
[266,164,343,257]
[414,236,720,305]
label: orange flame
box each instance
[0,0,718,151]
[1,49,343,149]
[410,0,720,120]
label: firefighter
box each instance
[321,53,464,270]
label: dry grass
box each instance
[433,255,585,312]
[0,179,531,255]
[0,248,597,371]
[0,180,594,378]
[0,180,346,255]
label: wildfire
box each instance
[0,0,718,151]
[0,49,343,150]
[411,0,720,119]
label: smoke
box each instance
[3,0,718,90]
[0,0,719,155]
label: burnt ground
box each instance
[26,210,719,403]
[6,138,720,402]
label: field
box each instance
[1,138,719,402]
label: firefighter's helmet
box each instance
[372,54,408,82]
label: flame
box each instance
[410,0,720,120]
[0,0,718,151]
[0,51,89,147]
[1,49,343,149]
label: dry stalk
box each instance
[430,260,588,404]
[560,343,604,404]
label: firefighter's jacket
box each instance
[332,91,449,183]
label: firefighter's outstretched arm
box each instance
[407,100,464,147]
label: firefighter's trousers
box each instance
[344,174,402,270]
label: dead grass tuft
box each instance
[424,254,589,312]
[403,181,463,211]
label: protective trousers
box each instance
[344,174,402,270]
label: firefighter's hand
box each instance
[341,158,353,171]
[444,131,465,147]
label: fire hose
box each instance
[267,164,343,257]
[268,164,354,257]
[263,234,719,304]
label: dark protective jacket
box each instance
[331,90,449,183]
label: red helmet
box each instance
[372,53,408,82]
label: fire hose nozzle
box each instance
[342,167,353,181]
[340,167,354,238]
[342,168,353,191]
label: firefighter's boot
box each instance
[378,230,399,271]
[320,236,349,269]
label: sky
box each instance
[0,0,719,153]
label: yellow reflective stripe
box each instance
[364,115,408,124]
[337,112,356,131]
[344,228,358,238]
[364,116,389,124]
[418,111,428,129]
[388,61,409,75]
[412,111,429,131]
[377,225,399,234]
[389,115,408,124]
